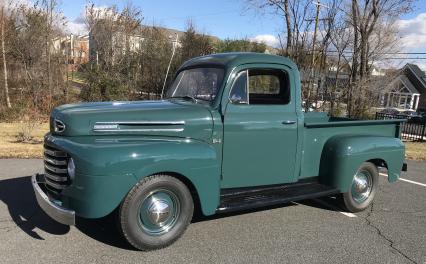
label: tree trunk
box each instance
[359,29,367,79]
[46,0,55,108]
[1,7,11,108]
[283,0,292,56]
[348,0,360,117]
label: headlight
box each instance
[68,157,75,181]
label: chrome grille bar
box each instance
[45,177,68,189]
[43,141,71,193]
[45,171,68,182]
[44,155,67,165]
[44,148,67,157]
[44,163,67,174]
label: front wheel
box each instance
[341,162,379,212]
[119,174,194,250]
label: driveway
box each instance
[0,159,425,263]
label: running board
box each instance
[217,179,339,213]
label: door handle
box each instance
[282,120,296,125]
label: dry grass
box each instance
[0,122,426,161]
[0,122,49,159]
[404,142,426,161]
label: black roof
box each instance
[403,64,426,94]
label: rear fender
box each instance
[319,135,405,192]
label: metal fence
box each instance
[375,112,426,142]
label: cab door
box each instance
[221,65,298,188]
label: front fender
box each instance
[52,136,221,218]
[319,135,405,192]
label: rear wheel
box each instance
[341,162,379,212]
[119,174,194,250]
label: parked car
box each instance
[33,53,407,250]
[401,110,420,117]
[401,110,421,120]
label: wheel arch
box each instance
[367,158,388,170]
[155,171,203,217]
[319,135,405,192]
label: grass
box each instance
[0,122,49,159]
[0,122,425,161]
[67,70,87,85]
[404,142,426,161]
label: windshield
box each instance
[166,68,224,103]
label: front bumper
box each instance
[32,173,75,225]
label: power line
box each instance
[323,53,426,59]
[309,50,426,55]
[380,57,426,60]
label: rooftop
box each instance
[179,52,297,70]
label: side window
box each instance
[248,69,290,105]
[229,71,248,104]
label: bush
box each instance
[14,107,42,143]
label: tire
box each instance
[341,162,379,213]
[119,174,194,251]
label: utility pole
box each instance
[306,0,327,112]
[161,33,179,99]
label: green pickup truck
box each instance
[33,53,406,250]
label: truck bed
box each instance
[300,112,405,178]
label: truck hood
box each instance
[50,100,213,141]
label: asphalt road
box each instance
[0,159,425,264]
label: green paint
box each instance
[46,53,405,219]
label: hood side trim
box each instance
[93,121,185,132]
[95,121,185,125]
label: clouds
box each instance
[65,20,87,35]
[64,5,112,35]
[396,13,426,49]
[250,34,280,47]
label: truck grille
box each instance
[44,143,70,194]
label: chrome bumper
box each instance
[32,173,75,225]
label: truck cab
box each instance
[33,53,406,250]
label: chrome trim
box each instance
[54,119,66,133]
[228,70,249,105]
[45,177,67,189]
[282,120,296,125]
[45,163,67,174]
[92,121,186,132]
[32,174,75,225]
[44,148,67,158]
[44,155,67,165]
[45,171,68,182]
[147,199,171,224]
[94,121,185,125]
[93,128,184,132]
[93,124,119,130]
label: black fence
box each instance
[375,112,426,142]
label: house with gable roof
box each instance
[382,64,426,111]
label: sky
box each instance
[61,0,426,70]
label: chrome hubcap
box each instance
[139,189,180,236]
[147,200,170,224]
[351,170,373,204]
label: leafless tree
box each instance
[1,6,11,108]
[349,0,413,80]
